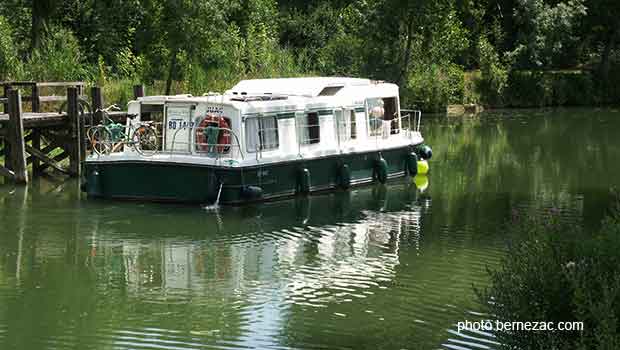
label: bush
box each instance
[477,36,508,106]
[0,15,23,80]
[550,72,595,106]
[26,27,93,81]
[502,70,552,107]
[598,64,620,105]
[404,63,464,112]
[479,201,620,349]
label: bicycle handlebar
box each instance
[96,104,121,113]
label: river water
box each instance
[1,108,619,350]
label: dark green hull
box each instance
[82,145,420,205]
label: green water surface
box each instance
[1,108,619,350]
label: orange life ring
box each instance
[195,114,231,153]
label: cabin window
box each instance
[318,86,343,96]
[140,103,164,122]
[139,104,164,150]
[383,97,399,134]
[366,97,400,137]
[297,112,320,145]
[335,109,357,143]
[245,116,279,152]
[367,98,384,136]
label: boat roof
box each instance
[133,77,399,114]
[227,77,375,97]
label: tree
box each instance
[585,0,620,79]
[31,0,61,50]
[0,16,22,79]
[134,0,232,94]
[353,0,468,84]
[508,0,587,69]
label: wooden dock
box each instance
[0,82,139,184]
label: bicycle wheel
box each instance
[88,126,113,155]
[131,125,159,156]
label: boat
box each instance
[82,77,432,204]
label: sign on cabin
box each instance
[165,105,195,152]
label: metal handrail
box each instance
[398,110,422,134]
[296,121,321,145]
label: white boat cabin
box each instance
[123,77,424,166]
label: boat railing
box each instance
[399,110,422,138]
[169,126,244,162]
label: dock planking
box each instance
[0,82,139,183]
[0,111,128,128]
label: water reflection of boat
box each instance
[87,181,426,295]
[84,181,426,348]
[0,179,430,349]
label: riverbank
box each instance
[467,69,620,108]
[407,69,620,113]
[479,198,620,350]
[83,68,620,114]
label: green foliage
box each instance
[102,79,135,109]
[405,63,464,112]
[0,0,30,52]
[114,47,142,81]
[25,27,92,81]
[477,36,509,106]
[316,32,363,77]
[0,0,617,109]
[479,201,620,349]
[279,2,347,72]
[549,72,595,106]
[509,0,587,69]
[501,71,598,107]
[0,15,23,80]
[469,69,603,108]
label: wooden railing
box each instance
[1,81,86,113]
[0,82,146,184]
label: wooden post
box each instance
[7,90,28,184]
[3,141,10,172]
[133,84,145,99]
[0,136,8,179]
[67,87,82,177]
[2,85,11,115]
[2,85,11,169]
[31,84,40,112]
[31,129,41,175]
[91,86,103,124]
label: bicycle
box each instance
[87,105,160,156]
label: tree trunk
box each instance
[31,6,43,50]
[398,16,415,87]
[31,0,57,50]
[165,49,178,96]
[599,27,618,81]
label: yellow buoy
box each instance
[417,160,429,175]
[413,174,429,191]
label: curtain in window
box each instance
[335,109,349,143]
[261,117,278,149]
[245,118,260,152]
[296,114,310,144]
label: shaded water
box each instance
[1,108,620,350]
